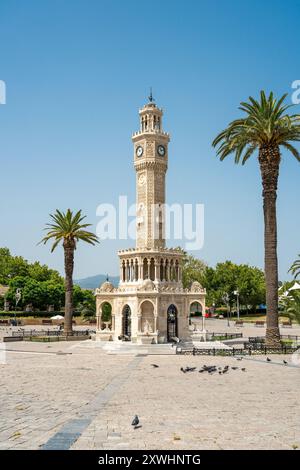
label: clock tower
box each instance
[95,94,206,345]
[132,94,170,250]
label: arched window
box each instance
[150,258,155,281]
[175,260,179,282]
[99,302,112,331]
[143,258,148,279]
[160,259,164,281]
[122,305,131,339]
[122,261,126,282]
[167,304,178,341]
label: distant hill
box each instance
[74,274,119,289]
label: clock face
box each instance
[157,144,166,156]
[136,145,143,157]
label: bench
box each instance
[42,320,53,325]
[255,321,265,327]
[281,321,292,328]
[0,320,10,325]
[235,320,244,327]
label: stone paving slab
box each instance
[72,352,300,450]
[1,340,300,450]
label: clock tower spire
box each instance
[132,97,170,250]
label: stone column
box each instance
[154,261,159,282]
[137,314,142,333]
[97,307,102,330]
[154,315,158,332]
[139,260,143,281]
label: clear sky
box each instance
[0,0,299,281]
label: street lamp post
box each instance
[15,288,22,326]
[234,290,240,320]
[222,293,230,327]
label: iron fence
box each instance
[12,329,94,338]
[248,335,300,344]
[177,345,300,356]
[207,332,243,340]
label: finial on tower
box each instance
[106,274,109,282]
[148,87,154,103]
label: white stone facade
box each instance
[95,98,206,343]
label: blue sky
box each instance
[0,0,299,280]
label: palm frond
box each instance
[212,91,300,164]
[289,255,300,278]
[39,209,99,251]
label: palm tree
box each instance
[289,255,300,278]
[40,209,99,334]
[212,91,300,347]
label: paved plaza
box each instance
[0,319,300,450]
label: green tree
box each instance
[77,290,96,319]
[279,289,300,325]
[0,248,29,284]
[212,91,300,347]
[202,261,265,312]
[43,280,65,310]
[6,276,48,309]
[28,261,62,283]
[237,264,265,309]
[181,251,207,289]
[40,209,99,333]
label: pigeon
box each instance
[236,357,243,361]
[266,357,271,362]
[131,415,139,428]
[151,364,159,368]
[199,369,205,373]
[241,368,246,372]
[231,367,238,370]
[218,371,222,374]
[180,367,186,373]
[222,368,229,374]
[283,360,288,365]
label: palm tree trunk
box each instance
[259,146,281,347]
[63,240,75,334]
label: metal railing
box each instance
[207,332,243,340]
[12,329,94,338]
[177,345,300,356]
[248,335,300,343]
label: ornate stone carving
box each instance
[99,281,114,293]
[190,281,203,292]
[138,173,146,186]
[146,141,155,156]
[143,319,153,334]
[139,279,156,291]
